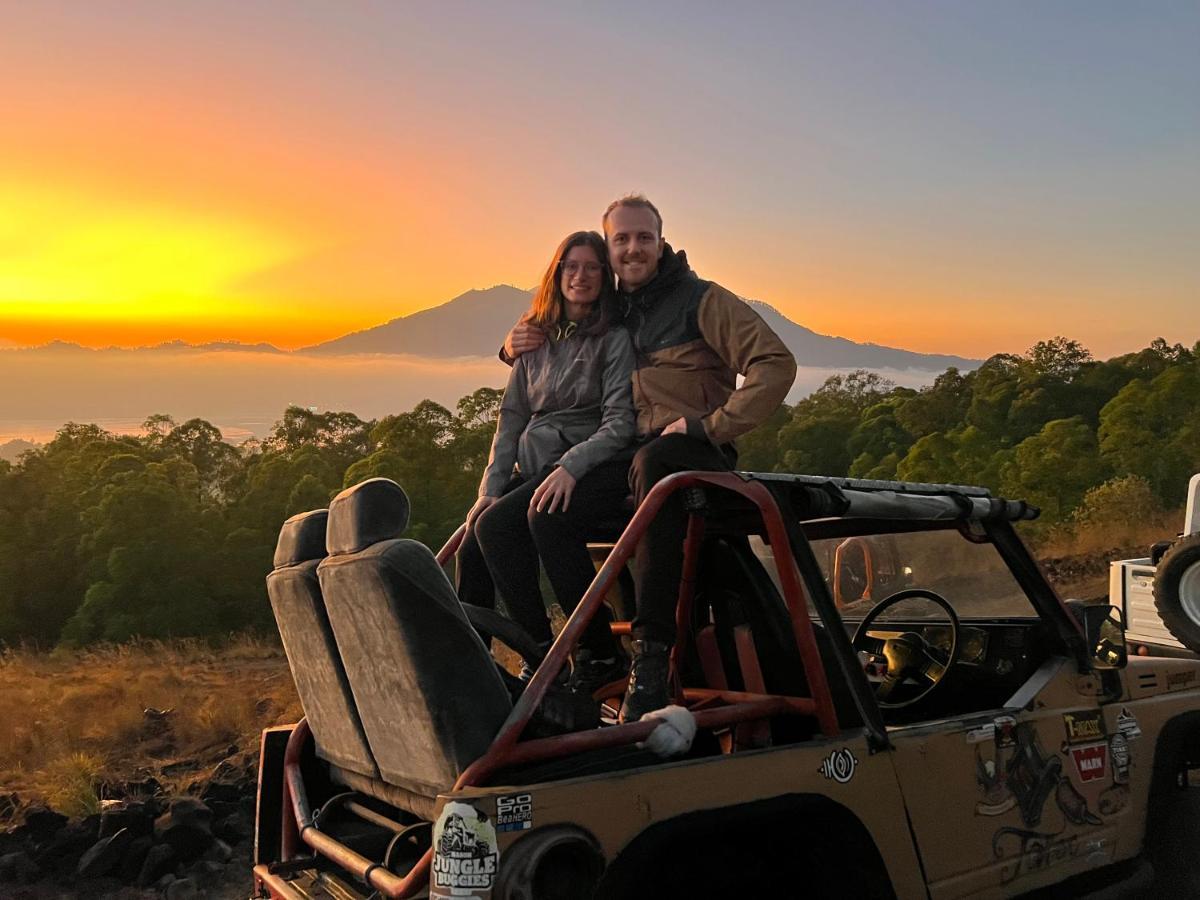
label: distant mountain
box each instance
[303,285,979,372]
[0,439,39,464]
[302,285,532,357]
[745,301,977,371]
[2,340,283,354]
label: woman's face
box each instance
[560,244,603,306]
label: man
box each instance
[504,194,796,722]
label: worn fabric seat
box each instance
[266,508,379,779]
[318,478,513,803]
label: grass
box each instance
[0,634,302,823]
[0,513,1184,823]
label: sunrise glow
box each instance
[1,4,1196,357]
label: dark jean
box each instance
[628,433,735,646]
[456,460,630,656]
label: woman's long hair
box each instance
[524,231,616,336]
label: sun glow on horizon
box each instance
[0,182,299,318]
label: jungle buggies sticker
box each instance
[432,802,499,899]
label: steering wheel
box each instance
[851,588,961,708]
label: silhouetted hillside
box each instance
[302,286,532,357]
[303,285,980,371]
[0,439,39,464]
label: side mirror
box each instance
[1079,604,1127,670]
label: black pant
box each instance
[456,461,629,656]
[628,434,735,645]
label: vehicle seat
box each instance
[266,508,379,779]
[318,478,513,802]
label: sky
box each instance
[1,1,1197,358]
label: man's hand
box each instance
[466,496,497,530]
[504,321,547,359]
[661,417,688,436]
[530,467,577,515]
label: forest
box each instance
[1,335,1197,648]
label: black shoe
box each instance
[569,649,629,698]
[619,639,672,723]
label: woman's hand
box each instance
[466,496,497,529]
[530,467,577,514]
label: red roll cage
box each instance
[262,470,843,898]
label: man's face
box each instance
[605,205,664,291]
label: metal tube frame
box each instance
[280,470,843,897]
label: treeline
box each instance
[738,336,1200,523]
[0,390,502,648]
[1,336,1198,647]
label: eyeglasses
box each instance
[560,261,603,277]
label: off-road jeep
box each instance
[251,471,1200,899]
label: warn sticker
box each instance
[431,802,499,899]
[1070,743,1108,782]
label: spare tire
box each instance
[1153,533,1200,652]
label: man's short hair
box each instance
[602,194,663,238]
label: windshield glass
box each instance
[752,526,1037,620]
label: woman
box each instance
[456,230,634,695]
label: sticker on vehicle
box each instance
[1069,743,1108,782]
[1115,708,1142,741]
[496,793,533,833]
[1062,710,1105,745]
[1109,733,1131,784]
[431,801,499,899]
[817,747,857,783]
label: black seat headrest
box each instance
[327,478,411,556]
[273,509,330,569]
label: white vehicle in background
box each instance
[1110,474,1200,656]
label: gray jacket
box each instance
[480,325,635,497]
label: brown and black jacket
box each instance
[621,243,796,446]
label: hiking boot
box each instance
[619,639,672,723]
[568,648,629,698]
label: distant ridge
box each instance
[745,301,977,371]
[303,285,979,371]
[2,339,284,354]
[302,285,532,357]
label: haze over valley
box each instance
[0,286,975,444]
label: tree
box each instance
[1000,417,1109,523]
[1025,336,1092,381]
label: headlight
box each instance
[493,826,605,900]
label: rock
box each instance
[212,814,250,846]
[154,798,213,860]
[165,876,200,899]
[186,858,224,881]
[142,707,174,737]
[77,826,133,878]
[100,799,156,839]
[35,815,99,867]
[199,782,242,805]
[117,834,154,882]
[205,799,239,820]
[0,850,40,883]
[136,843,176,887]
[19,805,67,842]
[154,872,177,891]
[201,838,231,864]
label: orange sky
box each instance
[2,4,1197,358]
